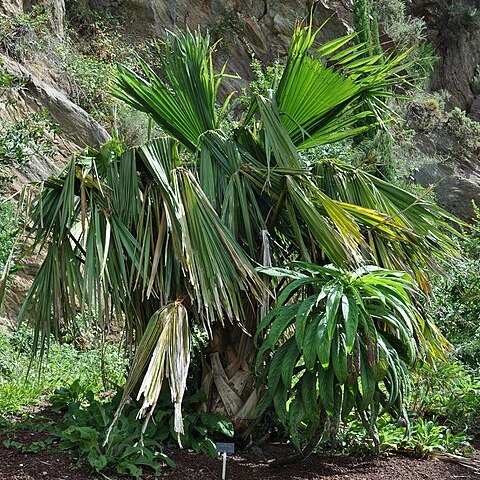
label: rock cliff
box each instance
[0,0,479,216]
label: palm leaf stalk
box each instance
[19,25,458,446]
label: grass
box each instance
[0,327,126,414]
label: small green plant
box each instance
[338,415,472,456]
[0,7,51,61]
[0,59,24,93]
[50,378,90,412]
[53,385,232,478]
[60,48,113,119]
[0,111,60,189]
[2,437,55,453]
[247,57,283,97]
[445,108,480,151]
[444,4,480,41]
[209,9,243,48]
[376,0,437,87]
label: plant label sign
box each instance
[216,442,235,454]
[216,443,234,479]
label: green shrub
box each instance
[410,361,480,429]
[0,111,60,189]
[60,47,113,119]
[209,9,243,47]
[0,6,51,61]
[376,0,437,87]
[445,108,480,151]
[444,4,480,41]
[0,59,23,91]
[255,263,444,452]
[430,205,480,366]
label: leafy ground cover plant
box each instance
[410,361,480,429]
[338,415,472,456]
[0,328,126,414]
[52,383,232,478]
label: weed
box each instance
[209,9,243,48]
[3,437,55,453]
[59,47,113,119]
[0,58,24,93]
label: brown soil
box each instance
[165,444,480,480]
[0,406,478,480]
[0,432,478,480]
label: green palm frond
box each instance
[112,30,224,152]
[274,24,407,149]
[314,159,462,290]
[173,167,265,326]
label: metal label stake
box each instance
[216,442,235,480]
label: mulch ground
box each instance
[165,444,480,480]
[0,408,478,480]
[1,443,478,480]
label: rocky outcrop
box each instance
[1,55,109,147]
[43,0,66,37]
[405,101,480,221]
[411,0,480,113]
[1,53,110,191]
[89,0,351,86]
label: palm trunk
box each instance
[201,323,260,437]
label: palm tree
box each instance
[20,25,458,443]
